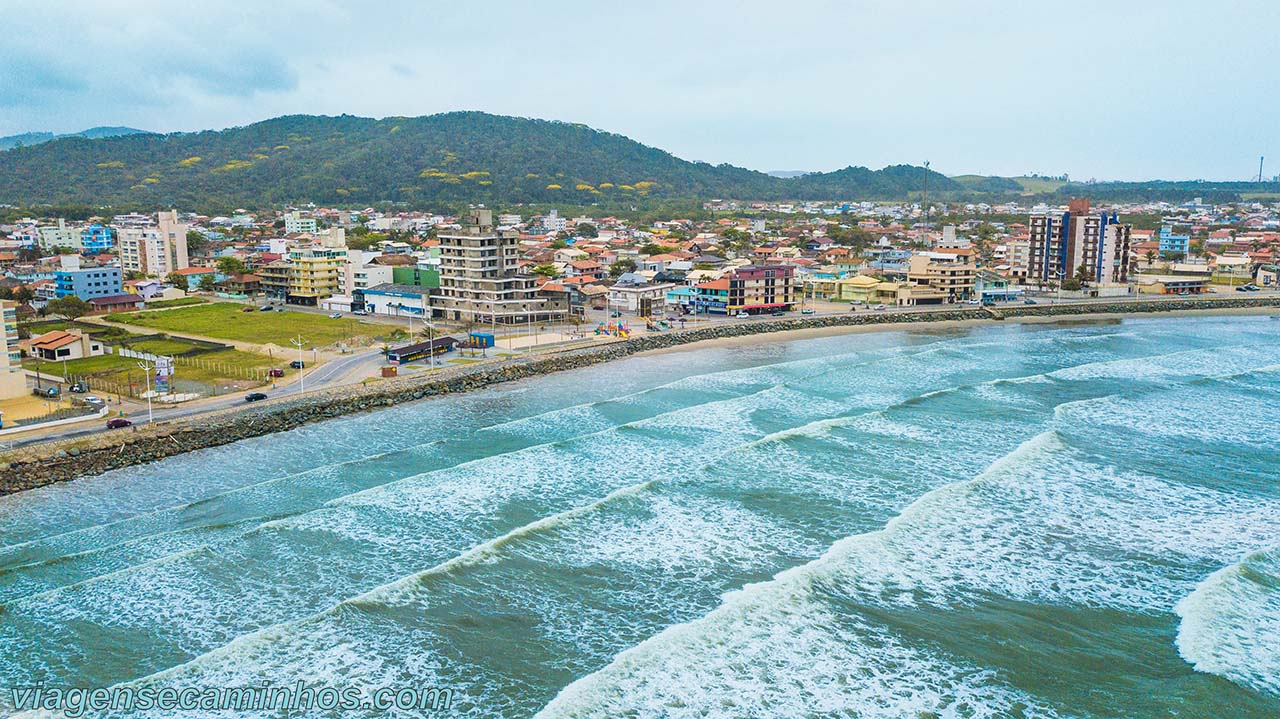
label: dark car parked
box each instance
[245,392,268,402]
[289,360,306,369]
[106,418,132,429]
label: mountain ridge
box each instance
[0,126,149,151]
[0,113,1275,210]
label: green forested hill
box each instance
[0,113,955,209]
[4,112,1265,210]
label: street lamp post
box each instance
[425,321,435,370]
[290,335,306,394]
[137,360,154,425]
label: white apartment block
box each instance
[37,219,81,251]
[340,250,394,294]
[119,211,189,276]
[284,211,318,234]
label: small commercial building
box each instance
[386,336,458,364]
[359,283,431,318]
[609,279,676,317]
[1136,274,1211,295]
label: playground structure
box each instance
[594,321,630,339]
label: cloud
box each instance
[0,0,1277,180]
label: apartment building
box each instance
[119,211,189,276]
[340,250,394,295]
[432,209,568,323]
[284,211,318,234]
[0,300,23,400]
[286,248,344,305]
[1003,238,1031,280]
[1027,199,1131,285]
[80,224,115,254]
[53,255,123,300]
[1158,226,1191,256]
[37,219,81,251]
[258,261,292,298]
[907,249,976,301]
[725,265,797,314]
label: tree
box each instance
[186,230,209,253]
[827,225,874,249]
[216,256,247,276]
[13,285,35,304]
[1143,249,1158,266]
[549,239,568,249]
[531,263,560,278]
[198,273,217,291]
[47,296,91,321]
[1060,278,1083,291]
[609,259,637,278]
[575,222,599,239]
[640,243,674,256]
[165,271,186,288]
[1074,264,1094,285]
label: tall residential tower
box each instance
[431,209,567,323]
[1027,199,1130,286]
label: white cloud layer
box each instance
[1,0,1277,180]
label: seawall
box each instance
[2,296,1277,495]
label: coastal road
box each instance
[2,349,386,449]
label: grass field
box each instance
[128,338,202,355]
[24,346,283,390]
[1012,176,1069,193]
[106,303,401,347]
[144,297,208,309]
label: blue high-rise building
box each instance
[80,224,116,255]
[1158,226,1191,256]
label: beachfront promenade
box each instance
[2,294,1278,494]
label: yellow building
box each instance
[287,249,344,304]
[837,275,881,303]
[0,300,25,400]
[907,251,976,302]
[803,277,840,300]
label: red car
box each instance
[268,368,285,378]
[106,418,132,429]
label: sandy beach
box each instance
[644,304,1280,355]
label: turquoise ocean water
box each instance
[1,315,1278,718]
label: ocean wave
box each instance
[1176,545,1280,696]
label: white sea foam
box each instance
[1176,547,1280,696]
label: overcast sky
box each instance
[2,1,1276,181]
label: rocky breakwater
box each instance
[3,298,1277,495]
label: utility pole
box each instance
[1260,156,1266,183]
[922,160,930,237]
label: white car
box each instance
[328,312,343,319]
[965,298,981,305]
[873,304,887,311]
